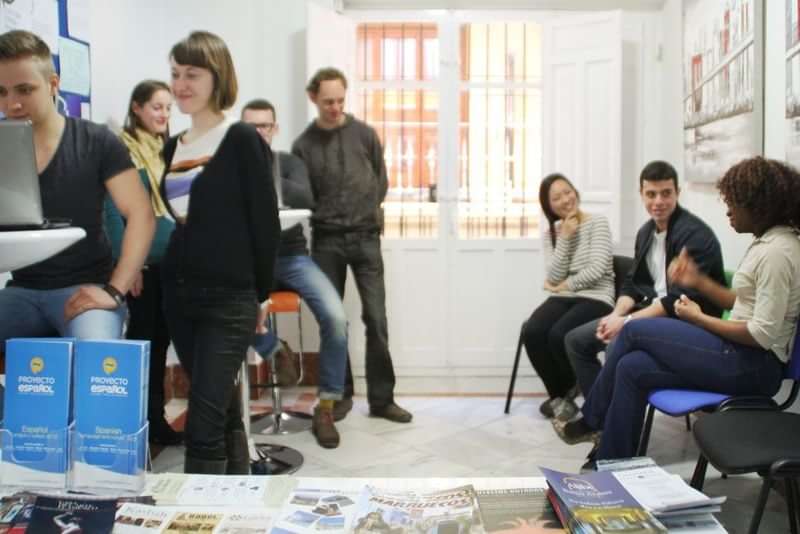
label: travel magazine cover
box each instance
[540,468,666,534]
[269,487,359,534]
[350,484,484,534]
[26,495,118,534]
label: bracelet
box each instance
[103,283,126,308]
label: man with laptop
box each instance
[0,30,154,416]
[241,99,347,449]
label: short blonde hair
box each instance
[170,31,237,111]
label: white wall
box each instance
[658,0,786,269]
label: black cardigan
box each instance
[620,204,726,318]
[160,122,280,302]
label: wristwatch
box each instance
[102,283,126,308]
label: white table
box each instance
[279,209,311,230]
[0,227,86,273]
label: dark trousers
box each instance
[126,265,171,425]
[583,318,784,460]
[564,318,607,400]
[162,275,258,461]
[523,297,612,399]
[312,231,395,408]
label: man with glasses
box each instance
[241,99,348,449]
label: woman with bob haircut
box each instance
[522,173,615,421]
[557,156,800,464]
[159,31,280,475]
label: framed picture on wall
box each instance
[786,1,800,166]
[683,0,764,183]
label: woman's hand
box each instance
[674,294,703,324]
[544,279,569,293]
[669,247,701,288]
[64,285,119,321]
[560,212,580,239]
[129,271,144,298]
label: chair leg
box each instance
[685,414,691,431]
[748,477,773,534]
[690,455,709,490]
[637,405,655,456]
[792,480,800,534]
[784,478,799,534]
[505,323,526,414]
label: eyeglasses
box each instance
[253,122,276,132]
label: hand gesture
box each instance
[674,293,703,324]
[64,285,119,321]
[560,212,580,239]
[596,313,626,342]
[544,279,569,293]
[668,247,700,288]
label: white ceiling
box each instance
[342,0,665,11]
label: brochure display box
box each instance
[0,426,69,489]
[68,422,149,494]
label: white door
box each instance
[304,7,623,394]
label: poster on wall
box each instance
[786,1,800,166]
[683,0,764,183]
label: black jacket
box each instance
[160,122,280,302]
[621,204,725,318]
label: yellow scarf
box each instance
[120,129,168,217]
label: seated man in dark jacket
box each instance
[561,161,725,417]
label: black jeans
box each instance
[522,296,612,399]
[312,231,396,408]
[564,318,607,399]
[162,276,258,462]
[126,265,171,426]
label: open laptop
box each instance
[0,120,70,230]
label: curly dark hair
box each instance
[717,156,800,231]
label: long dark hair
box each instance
[123,80,171,141]
[539,173,580,248]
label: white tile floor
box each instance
[154,393,793,533]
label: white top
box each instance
[646,230,668,298]
[730,225,800,363]
[163,117,235,220]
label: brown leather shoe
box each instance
[312,406,340,448]
[369,402,412,423]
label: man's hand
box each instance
[596,313,626,343]
[674,294,703,324]
[64,285,119,321]
[129,271,144,298]
[255,299,271,334]
[668,247,700,288]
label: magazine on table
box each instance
[142,473,296,508]
[270,486,360,534]
[348,484,484,534]
[610,466,722,516]
[26,495,118,534]
[540,467,667,534]
[476,487,563,533]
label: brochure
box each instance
[270,487,360,534]
[540,467,667,534]
[26,495,117,534]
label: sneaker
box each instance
[312,405,340,449]
[539,397,561,418]
[274,340,299,387]
[332,398,353,422]
[369,402,413,423]
[552,417,601,445]
[553,397,580,422]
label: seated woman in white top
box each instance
[522,173,615,421]
[557,156,800,464]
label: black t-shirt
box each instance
[10,118,134,289]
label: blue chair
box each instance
[637,317,800,457]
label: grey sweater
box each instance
[543,214,615,307]
[291,114,388,234]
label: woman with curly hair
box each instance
[555,156,800,463]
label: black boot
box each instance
[184,455,227,474]
[225,430,251,475]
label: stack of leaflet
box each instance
[608,464,727,533]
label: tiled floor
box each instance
[154,392,792,533]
